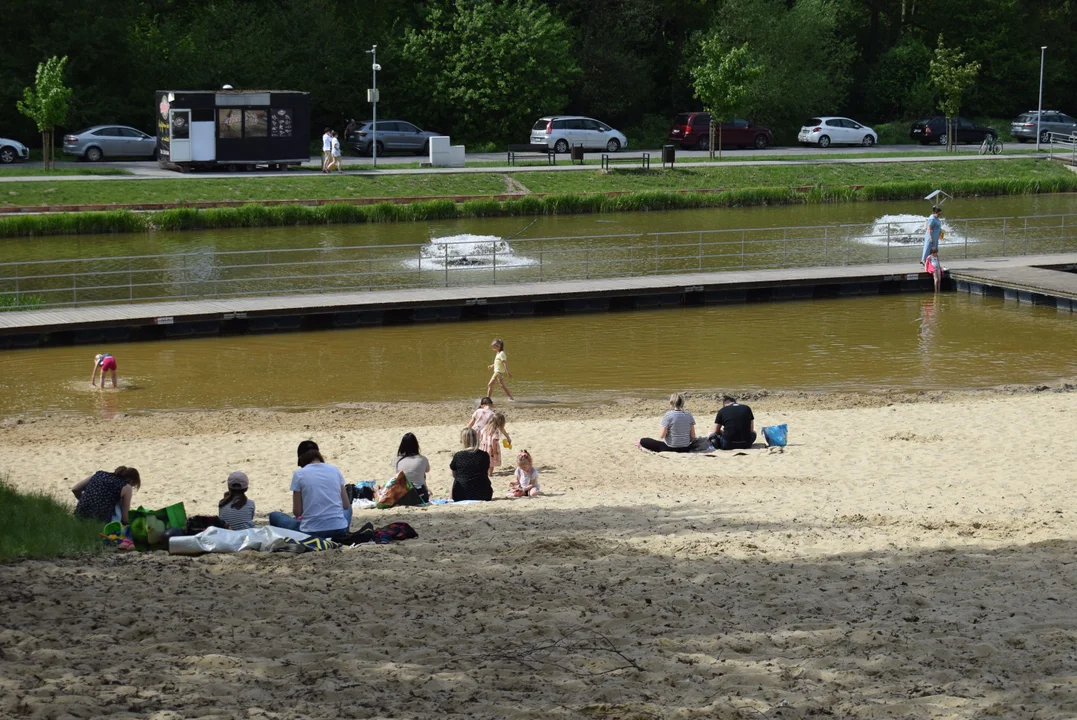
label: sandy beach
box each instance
[2,386,1077,718]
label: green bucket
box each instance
[102,521,124,536]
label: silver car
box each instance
[345,120,439,156]
[1010,111,1077,144]
[0,137,30,164]
[530,116,628,153]
[62,125,158,161]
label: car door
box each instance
[92,127,122,155]
[956,117,975,143]
[563,118,586,148]
[823,119,845,144]
[727,118,750,147]
[1057,114,1077,137]
[843,119,868,142]
[121,127,154,156]
[396,121,422,151]
[583,119,609,149]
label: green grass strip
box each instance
[0,479,104,563]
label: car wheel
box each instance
[416,140,429,156]
[696,135,710,151]
[753,134,768,149]
[606,138,620,152]
[862,135,875,147]
[1040,130,1051,144]
[818,135,831,148]
[85,146,103,162]
[553,139,569,153]
[937,134,948,146]
[0,146,15,164]
[374,141,385,156]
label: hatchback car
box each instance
[798,117,877,148]
[345,120,439,156]
[910,116,996,146]
[530,116,628,153]
[1010,111,1077,143]
[0,137,30,164]
[62,125,157,161]
[668,113,774,150]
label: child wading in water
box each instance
[91,353,118,389]
[508,450,540,498]
[487,338,514,401]
[480,411,512,474]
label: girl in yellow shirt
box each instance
[486,338,514,401]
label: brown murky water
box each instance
[0,293,1073,417]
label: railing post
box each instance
[493,243,498,285]
[72,274,77,304]
[1002,218,1007,255]
[417,248,422,286]
[182,254,189,298]
[653,233,658,274]
[539,248,544,282]
[964,219,969,258]
[741,230,746,269]
[128,259,133,300]
[14,264,18,299]
[1024,217,1029,255]
[1062,215,1067,250]
[368,256,373,290]
[823,227,828,265]
[698,231,703,270]
[886,222,891,263]
[783,228,788,267]
[585,239,590,279]
[444,244,449,287]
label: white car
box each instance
[530,116,628,153]
[798,117,877,148]
[0,137,30,164]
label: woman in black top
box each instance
[72,466,141,523]
[449,428,493,501]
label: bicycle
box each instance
[979,134,1003,155]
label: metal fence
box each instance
[2,212,1076,309]
[1048,132,1077,164]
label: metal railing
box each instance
[1047,132,1077,164]
[1,212,1075,309]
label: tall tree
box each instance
[16,56,72,170]
[929,34,980,152]
[691,40,761,159]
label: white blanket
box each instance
[168,526,311,555]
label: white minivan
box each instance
[530,116,628,153]
[798,117,877,148]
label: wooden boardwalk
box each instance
[951,258,1077,309]
[2,253,1075,346]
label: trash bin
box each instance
[662,144,676,167]
[571,144,585,164]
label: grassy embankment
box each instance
[0,480,103,563]
[0,158,1073,238]
[0,167,132,177]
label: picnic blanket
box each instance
[168,526,310,555]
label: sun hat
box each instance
[227,471,249,490]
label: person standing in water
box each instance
[486,338,514,401]
[90,353,118,389]
[922,205,944,293]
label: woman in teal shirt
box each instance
[922,205,944,292]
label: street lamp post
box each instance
[366,45,380,168]
[1036,45,1047,152]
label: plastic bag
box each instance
[762,424,788,447]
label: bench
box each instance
[602,152,650,171]
[507,144,557,166]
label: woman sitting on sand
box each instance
[72,466,141,524]
[268,440,352,539]
[450,427,493,501]
[394,432,431,502]
[638,393,696,453]
[218,471,256,530]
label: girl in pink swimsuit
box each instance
[91,353,118,389]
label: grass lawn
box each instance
[0,167,132,177]
[0,480,103,562]
[0,158,1067,208]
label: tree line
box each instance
[2,0,1074,147]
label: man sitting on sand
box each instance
[708,396,756,450]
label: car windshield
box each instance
[805,119,821,127]
[532,120,549,131]
[673,114,690,126]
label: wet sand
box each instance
[2,386,1077,718]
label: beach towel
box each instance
[373,522,418,544]
[274,536,341,553]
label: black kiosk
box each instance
[156,90,310,171]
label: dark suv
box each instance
[668,113,773,150]
[909,116,996,146]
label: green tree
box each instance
[691,40,761,158]
[399,0,579,144]
[928,34,980,152]
[864,35,933,120]
[16,55,72,170]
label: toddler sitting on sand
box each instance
[507,450,540,498]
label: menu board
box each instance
[270,108,293,137]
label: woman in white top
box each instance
[638,393,696,453]
[393,432,431,502]
[268,440,351,539]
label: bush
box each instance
[0,479,103,562]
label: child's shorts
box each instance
[100,356,117,372]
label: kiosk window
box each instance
[270,108,293,137]
[218,109,242,139]
[244,109,267,137]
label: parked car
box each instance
[0,137,30,164]
[1010,111,1077,143]
[909,116,996,146]
[345,120,439,156]
[530,116,628,153]
[667,113,774,150]
[62,125,157,161]
[798,117,877,148]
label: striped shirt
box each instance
[660,410,695,448]
[218,498,255,530]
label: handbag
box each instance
[762,424,788,447]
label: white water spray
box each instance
[404,234,537,271]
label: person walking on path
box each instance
[90,353,118,389]
[331,131,343,173]
[708,395,757,450]
[487,338,514,401]
[922,205,944,293]
[321,128,333,173]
